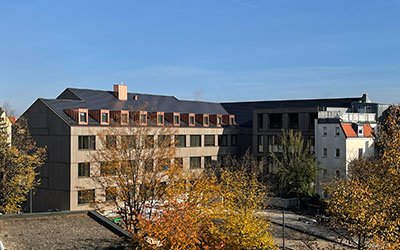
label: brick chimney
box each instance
[113,84,128,101]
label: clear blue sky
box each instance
[1,0,400,115]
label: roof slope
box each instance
[341,123,374,138]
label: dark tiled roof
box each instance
[41,88,229,126]
[222,97,363,127]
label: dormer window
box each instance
[189,115,195,126]
[230,117,235,125]
[204,116,209,126]
[101,112,109,124]
[358,126,364,136]
[174,115,180,125]
[140,113,147,125]
[79,112,87,123]
[157,113,164,126]
[121,113,129,124]
[217,116,222,126]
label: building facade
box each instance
[23,84,239,212]
[0,108,12,144]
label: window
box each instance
[217,116,222,126]
[106,135,117,149]
[358,126,364,136]
[190,135,201,147]
[145,135,154,148]
[78,136,96,150]
[335,148,340,158]
[323,148,327,157]
[157,114,164,125]
[190,157,201,169]
[204,156,212,168]
[269,114,283,129]
[358,148,363,159]
[78,189,95,205]
[335,170,340,179]
[174,115,180,125]
[140,114,147,124]
[257,113,264,130]
[189,116,195,126]
[230,117,235,125]
[158,135,171,147]
[366,106,372,113]
[231,135,237,146]
[204,116,209,126]
[121,113,128,124]
[121,135,136,149]
[79,112,87,123]
[288,113,299,129]
[145,160,154,172]
[175,157,183,167]
[323,127,327,137]
[100,161,117,176]
[105,187,117,202]
[218,135,228,146]
[78,163,90,178]
[176,135,186,147]
[335,127,340,136]
[204,135,215,146]
[101,113,109,123]
[258,135,264,153]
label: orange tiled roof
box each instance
[363,124,374,137]
[8,116,16,125]
[340,123,374,138]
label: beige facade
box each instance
[0,109,12,144]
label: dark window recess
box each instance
[269,114,283,129]
[79,112,87,123]
[157,114,164,124]
[121,114,128,124]
[106,135,117,149]
[175,157,183,167]
[174,115,180,124]
[231,135,237,146]
[78,189,95,205]
[204,156,212,167]
[121,135,136,149]
[190,157,201,169]
[204,135,215,146]
[257,113,264,130]
[176,135,186,147]
[190,135,201,147]
[78,136,96,150]
[101,113,108,123]
[218,135,228,146]
[158,135,171,147]
[78,163,90,178]
[288,113,299,129]
[309,113,318,130]
[145,135,154,148]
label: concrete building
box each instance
[22,84,239,212]
[0,108,12,144]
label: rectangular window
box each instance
[140,114,147,124]
[106,135,117,149]
[121,135,136,149]
[204,135,215,146]
[157,114,164,125]
[230,117,235,125]
[79,112,87,123]
[204,156,212,168]
[358,148,363,159]
[101,113,109,123]
[78,163,90,178]
[176,135,186,147]
[175,157,183,167]
[105,187,117,202]
[335,127,340,136]
[323,127,327,137]
[218,135,228,146]
[257,113,264,130]
[288,113,299,129]
[190,135,201,147]
[100,161,117,176]
[269,114,283,129]
[145,135,154,148]
[78,136,96,150]
[174,115,180,125]
[258,135,264,153]
[231,135,237,146]
[323,148,327,157]
[217,116,222,126]
[189,116,195,126]
[158,135,171,147]
[78,189,95,205]
[204,116,209,126]
[121,113,128,124]
[190,157,201,169]
[335,148,340,158]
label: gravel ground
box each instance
[0,212,128,250]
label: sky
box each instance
[1,0,400,115]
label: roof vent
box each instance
[133,95,138,100]
[113,83,128,101]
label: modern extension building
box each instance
[22,84,239,212]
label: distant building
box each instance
[0,108,12,145]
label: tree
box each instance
[326,106,400,249]
[270,130,317,198]
[0,118,46,214]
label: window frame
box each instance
[78,135,96,150]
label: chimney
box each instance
[113,83,128,101]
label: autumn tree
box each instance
[0,118,46,214]
[326,106,400,249]
[270,130,317,198]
